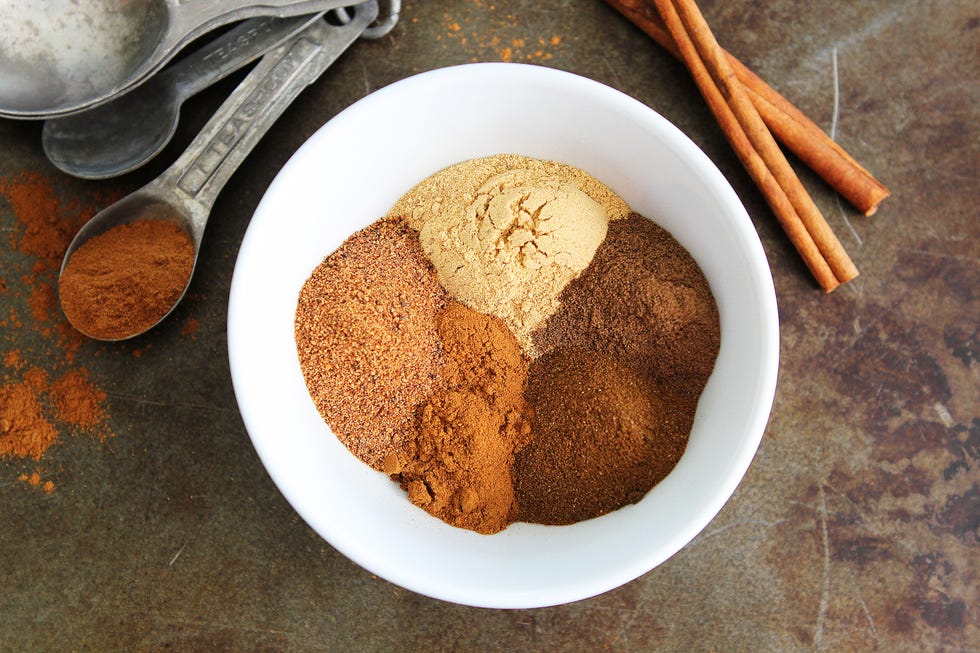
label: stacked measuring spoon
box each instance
[36,1,399,178]
[0,0,399,340]
[0,0,398,120]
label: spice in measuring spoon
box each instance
[59,215,195,340]
[59,11,381,340]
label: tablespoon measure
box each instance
[58,2,379,340]
[42,13,325,180]
[0,0,354,119]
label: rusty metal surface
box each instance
[1,1,976,650]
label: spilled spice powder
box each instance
[18,471,56,494]
[180,317,200,338]
[1,171,76,262]
[28,278,58,324]
[0,369,59,460]
[0,170,119,486]
[439,9,563,62]
[50,368,109,433]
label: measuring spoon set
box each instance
[0,0,399,339]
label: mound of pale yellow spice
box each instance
[388,154,630,352]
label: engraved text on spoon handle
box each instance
[167,14,323,101]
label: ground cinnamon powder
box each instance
[59,219,195,340]
[295,217,450,471]
[387,302,532,534]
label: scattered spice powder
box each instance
[439,9,564,62]
[180,317,201,338]
[0,170,120,489]
[50,368,109,432]
[295,216,450,471]
[2,171,78,262]
[0,370,59,460]
[18,471,56,494]
[59,218,195,340]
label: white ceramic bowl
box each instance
[228,63,779,608]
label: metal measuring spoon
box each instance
[0,0,354,120]
[42,14,325,180]
[58,1,380,341]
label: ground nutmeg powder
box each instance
[295,216,450,471]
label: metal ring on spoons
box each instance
[334,0,400,39]
[58,2,379,341]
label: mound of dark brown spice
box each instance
[519,213,720,524]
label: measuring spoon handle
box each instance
[155,2,378,241]
[166,14,325,102]
[165,0,352,53]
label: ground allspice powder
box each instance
[59,219,195,340]
[514,348,692,524]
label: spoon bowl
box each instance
[45,83,179,181]
[0,0,352,119]
[58,191,199,341]
[0,0,167,118]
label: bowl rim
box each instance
[227,62,780,608]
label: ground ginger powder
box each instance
[388,155,629,352]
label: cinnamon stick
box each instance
[651,0,857,290]
[602,0,890,216]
